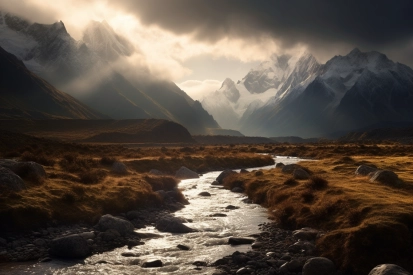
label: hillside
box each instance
[0,119,195,143]
[341,127,413,144]
[0,46,103,119]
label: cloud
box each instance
[177,79,222,101]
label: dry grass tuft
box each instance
[304,176,329,190]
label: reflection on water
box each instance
[0,156,303,275]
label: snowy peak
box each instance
[83,20,134,61]
[219,78,240,103]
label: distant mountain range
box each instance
[0,12,220,135]
[202,49,413,138]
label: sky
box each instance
[1,0,413,100]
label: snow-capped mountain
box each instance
[83,20,134,61]
[240,48,413,137]
[0,12,220,134]
[201,52,320,130]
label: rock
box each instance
[122,251,140,257]
[355,165,378,176]
[50,234,90,258]
[276,163,285,168]
[211,180,220,185]
[255,170,264,176]
[240,169,249,173]
[99,229,121,241]
[15,161,47,180]
[228,237,255,245]
[155,215,197,233]
[293,168,310,180]
[280,259,304,272]
[241,198,253,204]
[288,240,316,255]
[281,164,300,174]
[231,187,244,193]
[33,238,47,247]
[129,258,141,265]
[149,169,163,176]
[142,259,163,268]
[79,232,95,240]
[111,161,128,175]
[226,205,240,210]
[0,167,25,191]
[96,214,134,236]
[155,190,167,199]
[302,257,336,275]
[370,170,402,186]
[236,267,255,274]
[293,228,319,241]
[209,213,227,217]
[368,264,411,275]
[175,166,199,179]
[177,244,190,250]
[251,242,263,249]
[216,169,237,184]
[198,191,211,196]
[193,260,208,266]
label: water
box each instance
[1,156,303,275]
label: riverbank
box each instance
[220,151,413,274]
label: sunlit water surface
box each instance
[1,156,305,275]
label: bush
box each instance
[79,169,107,184]
[100,156,118,165]
[305,176,328,190]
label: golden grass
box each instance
[222,154,413,274]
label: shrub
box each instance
[79,169,107,184]
[100,156,118,165]
[283,178,299,186]
[305,176,329,190]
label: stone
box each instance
[276,162,285,168]
[211,180,220,185]
[0,167,25,191]
[177,244,190,250]
[79,232,95,240]
[226,205,240,210]
[236,267,255,274]
[281,164,300,174]
[198,191,211,196]
[303,257,336,275]
[129,258,141,265]
[193,260,208,266]
[142,259,163,268]
[155,215,197,233]
[149,169,163,176]
[99,229,121,241]
[210,213,227,217]
[122,251,140,257]
[251,242,263,249]
[216,169,237,184]
[50,234,90,258]
[96,214,134,236]
[288,240,316,255]
[240,169,249,173]
[355,165,378,176]
[370,170,402,186]
[111,161,128,175]
[293,228,319,241]
[293,168,310,180]
[15,161,47,180]
[228,237,255,245]
[281,259,304,272]
[175,166,199,179]
[231,187,244,193]
[368,264,411,275]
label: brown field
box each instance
[0,132,274,232]
[222,144,413,274]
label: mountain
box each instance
[0,12,220,135]
[201,52,320,131]
[0,46,104,119]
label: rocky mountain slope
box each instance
[0,12,219,135]
[0,46,104,119]
[203,49,413,137]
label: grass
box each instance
[0,136,274,232]
[222,153,413,274]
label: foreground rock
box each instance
[175,166,199,179]
[293,168,310,180]
[155,215,197,233]
[50,234,90,258]
[302,257,336,275]
[96,214,134,236]
[368,264,411,275]
[111,161,128,175]
[142,259,163,268]
[355,165,378,176]
[0,167,25,191]
[0,159,46,180]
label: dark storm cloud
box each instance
[117,0,413,48]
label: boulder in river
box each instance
[198,191,211,196]
[50,234,90,258]
[281,164,300,174]
[216,169,237,184]
[228,237,255,245]
[175,166,199,179]
[368,264,411,275]
[0,167,25,191]
[96,214,134,236]
[231,187,244,193]
[142,259,163,268]
[302,257,336,275]
[155,215,197,233]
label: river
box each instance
[1,156,303,275]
